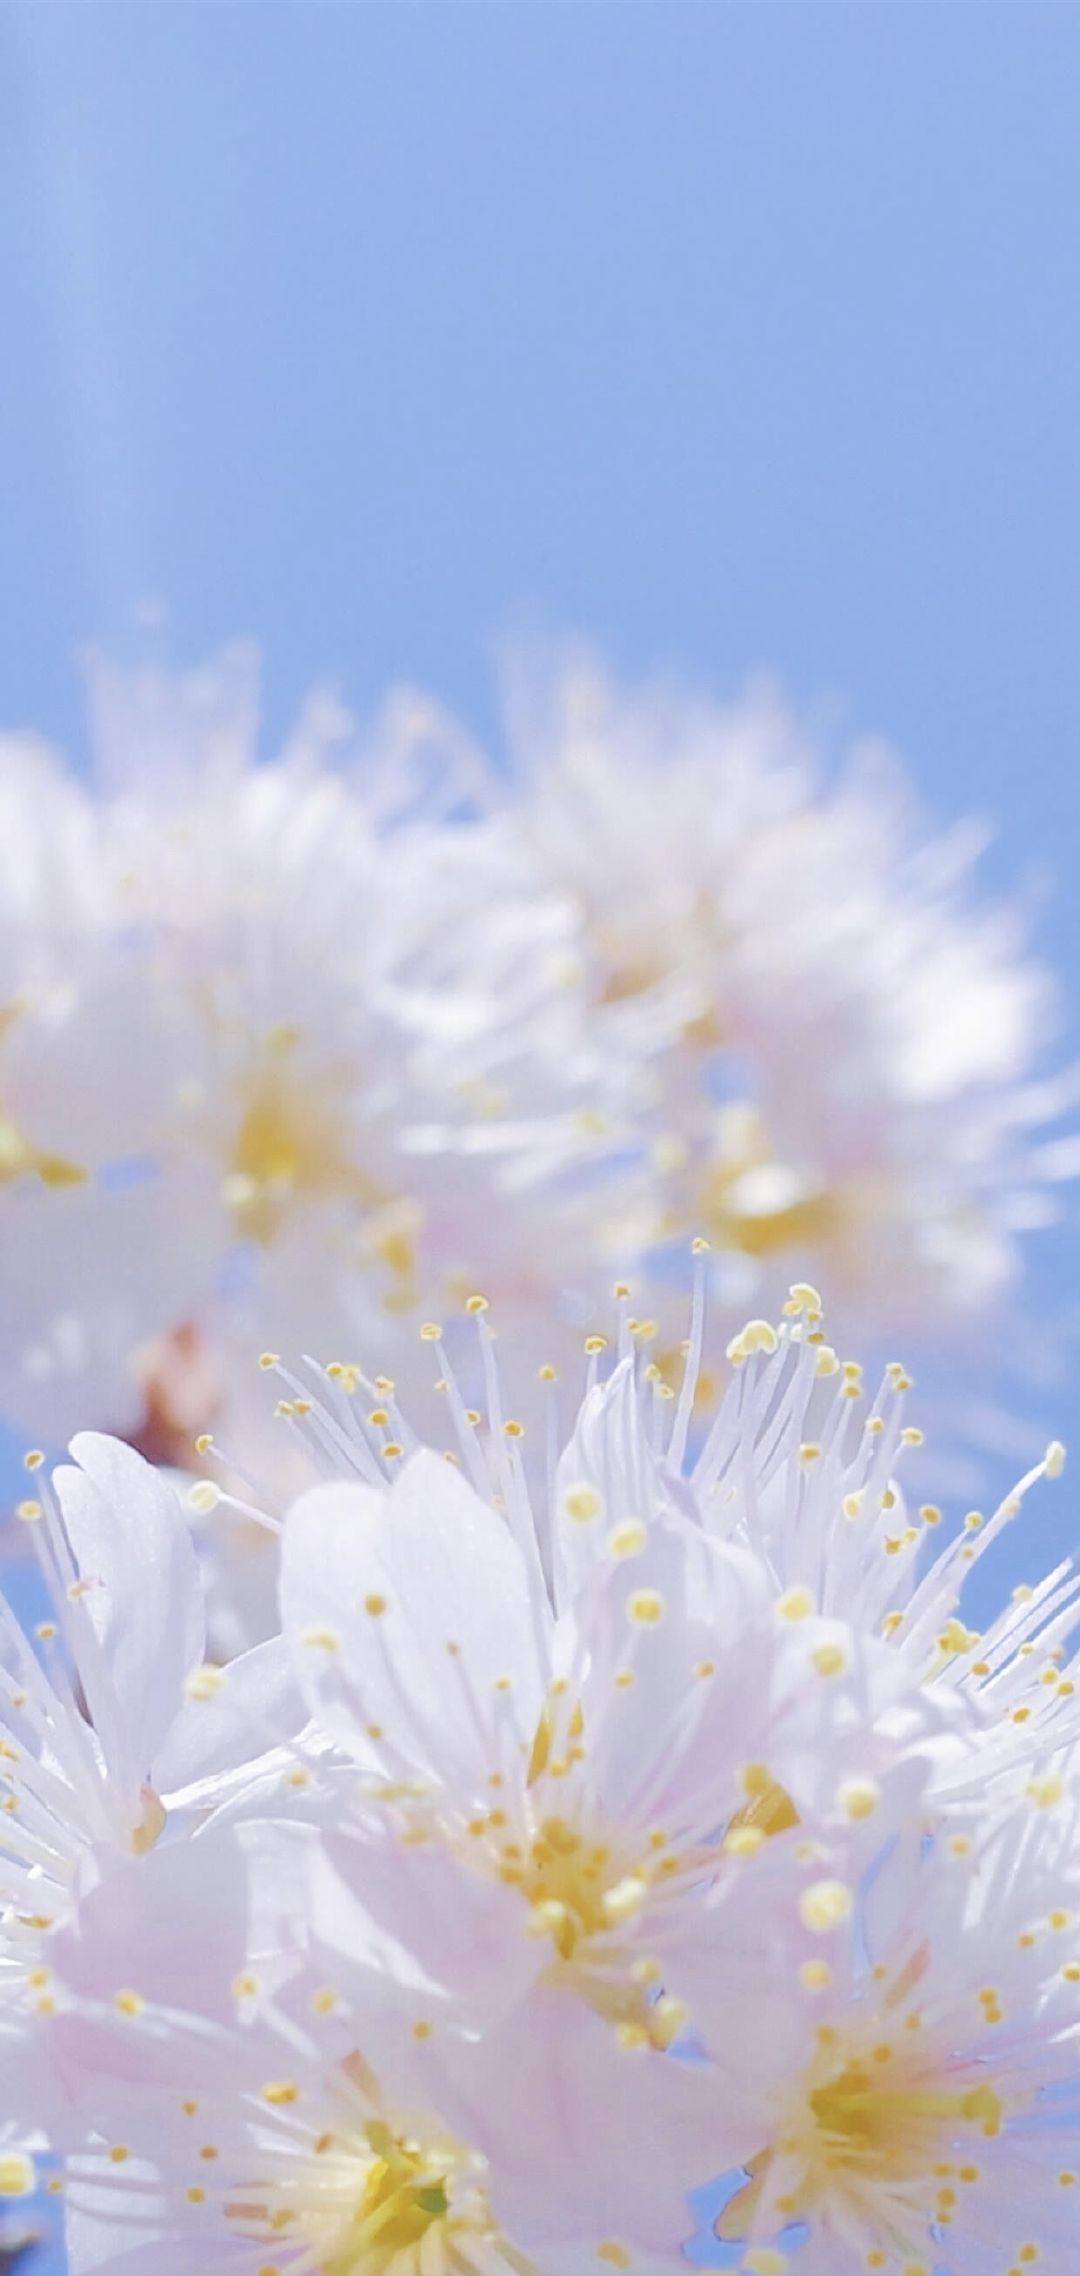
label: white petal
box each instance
[152,1636,308,1800]
[282,1448,548,1785]
[553,1359,686,1615]
[53,1435,204,1789]
[310,1826,538,2029]
[426,1987,722,2248]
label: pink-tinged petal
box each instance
[281,1449,548,1784]
[310,1825,538,2030]
[64,2196,183,2276]
[419,1987,723,2249]
[51,1818,311,2032]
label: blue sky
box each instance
[2,17,1080,2231]
[3,2,1079,848]
[1,13,1080,2261]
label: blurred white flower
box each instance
[3,638,1074,1483]
[0,647,621,1458]
[377,646,1076,1370]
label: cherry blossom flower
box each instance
[45,1820,713,2275]
[0,1430,304,2143]
[702,1780,1080,2276]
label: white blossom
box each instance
[376,647,1077,1370]
[45,1820,711,2274]
[0,1430,304,2145]
[0,648,621,1459]
[701,1782,1080,2276]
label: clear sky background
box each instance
[1,12,1080,2255]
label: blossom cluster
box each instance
[1,644,1079,2276]
[1,1275,1079,2276]
[0,643,1074,1481]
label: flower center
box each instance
[720,2025,1005,2250]
[806,2061,1002,2185]
[229,2103,495,2276]
[697,1107,840,1263]
[319,2126,455,2274]
[0,1001,86,1188]
[518,1812,634,1962]
[224,1044,370,1245]
[0,1109,85,1189]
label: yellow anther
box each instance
[564,1484,603,1524]
[650,1995,690,2048]
[301,1626,341,1653]
[1027,1775,1065,1810]
[607,1521,647,1559]
[812,1642,847,1678]
[1046,1440,1066,1478]
[799,1879,853,1933]
[602,1876,649,1924]
[258,1352,279,1370]
[186,1665,225,1702]
[778,1587,814,1622]
[626,1589,665,1625]
[526,1899,570,1939]
[837,1776,880,1821]
[938,1618,980,1658]
[724,1825,766,1858]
